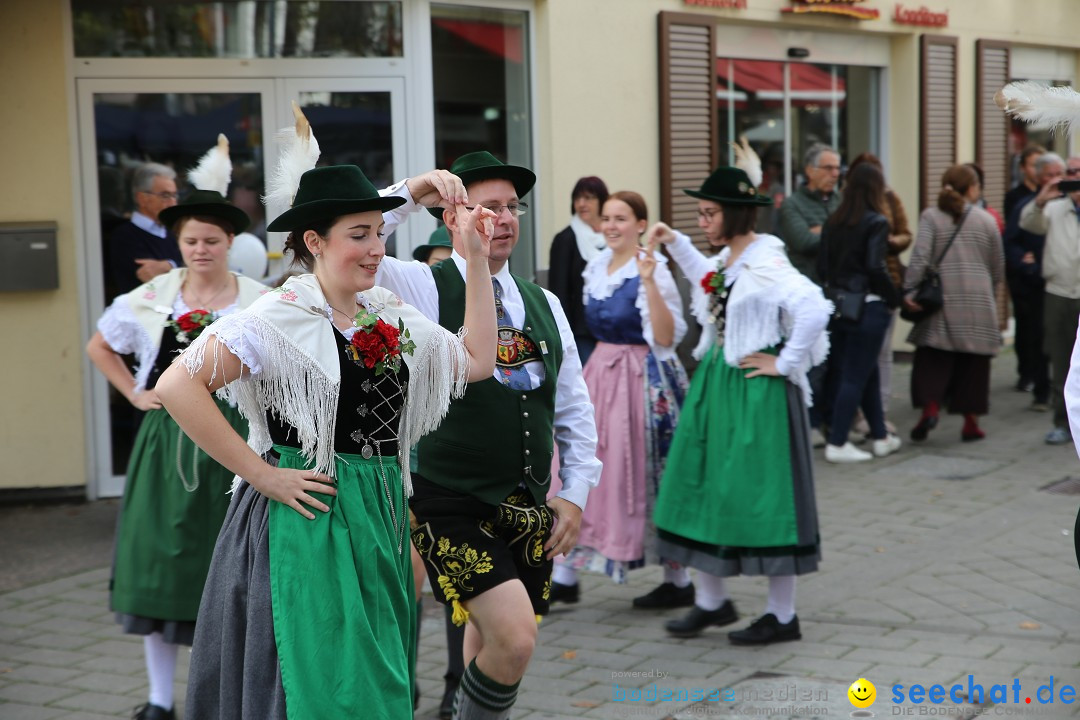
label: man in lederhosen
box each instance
[376,152,601,720]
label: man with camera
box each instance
[1019,155,1080,445]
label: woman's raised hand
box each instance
[646,222,677,246]
[456,204,498,260]
[248,465,337,520]
[637,238,659,282]
[407,170,468,209]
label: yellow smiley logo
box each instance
[848,677,876,708]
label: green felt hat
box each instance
[412,225,453,262]
[683,166,772,207]
[159,189,251,234]
[267,165,407,233]
[427,151,536,219]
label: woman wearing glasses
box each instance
[86,139,266,720]
[649,167,830,646]
[547,191,692,609]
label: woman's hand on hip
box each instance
[739,352,780,378]
[130,389,162,411]
[249,465,336,520]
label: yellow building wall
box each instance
[0,0,84,490]
[536,0,1080,264]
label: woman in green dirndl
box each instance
[86,137,264,720]
[156,111,498,719]
[648,167,831,646]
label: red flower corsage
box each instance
[167,309,215,344]
[701,270,725,295]
[346,308,417,375]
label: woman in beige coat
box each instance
[904,164,1005,443]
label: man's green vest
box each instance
[417,262,563,505]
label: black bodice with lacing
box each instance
[267,321,409,458]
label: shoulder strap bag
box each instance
[899,208,970,323]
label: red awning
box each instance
[433,19,523,64]
[716,59,846,103]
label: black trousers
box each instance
[1011,287,1049,401]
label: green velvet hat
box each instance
[267,165,407,233]
[684,166,772,207]
[427,151,536,219]
[159,189,251,234]
[412,225,453,262]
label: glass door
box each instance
[78,78,274,499]
[279,78,409,260]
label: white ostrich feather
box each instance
[264,101,321,208]
[731,136,762,187]
[188,133,232,195]
[996,81,1080,133]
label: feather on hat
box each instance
[158,134,250,233]
[264,101,322,209]
[996,81,1080,134]
[188,134,232,196]
[731,136,763,188]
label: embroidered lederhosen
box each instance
[409,476,554,624]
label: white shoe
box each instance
[811,428,827,449]
[872,434,902,458]
[825,442,872,463]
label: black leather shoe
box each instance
[134,704,176,720]
[664,601,738,638]
[439,672,460,720]
[632,582,695,609]
[728,613,801,645]
[549,580,579,604]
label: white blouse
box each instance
[581,248,687,362]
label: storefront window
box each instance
[430,3,534,278]
[72,1,403,58]
[718,57,880,233]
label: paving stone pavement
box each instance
[1,352,1080,719]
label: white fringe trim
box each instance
[181,312,340,491]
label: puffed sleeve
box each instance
[636,256,687,361]
[97,295,143,355]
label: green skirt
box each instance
[654,346,802,549]
[269,445,415,720]
[112,400,245,622]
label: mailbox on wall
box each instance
[0,222,59,291]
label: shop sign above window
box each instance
[780,0,880,20]
[893,4,948,27]
[684,0,748,8]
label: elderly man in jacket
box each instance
[1019,154,1080,445]
[778,143,842,284]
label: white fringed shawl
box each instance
[689,235,831,406]
[179,274,469,494]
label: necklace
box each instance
[184,278,232,309]
[327,298,362,325]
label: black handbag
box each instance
[821,230,866,324]
[900,208,970,323]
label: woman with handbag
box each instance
[817,162,902,463]
[903,164,1005,443]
